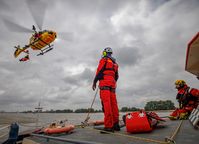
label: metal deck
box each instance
[21,120,198,144]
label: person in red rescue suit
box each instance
[19,50,30,62]
[92,47,120,133]
[169,80,199,120]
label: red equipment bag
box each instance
[125,111,152,133]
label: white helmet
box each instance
[103,47,112,54]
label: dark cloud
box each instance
[63,68,94,87]
[0,91,37,106]
[0,0,199,111]
[79,68,94,83]
[0,0,11,12]
[145,0,170,12]
[116,47,141,67]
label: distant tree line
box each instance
[21,100,175,113]
[22,108,103,113]
[44,109,73,113]
[144,100,175,111]
[74,108,102,113]
[120,107,141,112]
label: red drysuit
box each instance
[93,56,119,129]
[169,85,199,119]
[19,55,29,62]
[176,85,199,110]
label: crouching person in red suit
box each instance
[169,80,199,120]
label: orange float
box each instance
[44,124,75,134]
[88,119,104,126]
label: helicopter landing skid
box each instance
[37,46,53,56]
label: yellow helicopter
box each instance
[3,0,71,62]
[14,25,57,60]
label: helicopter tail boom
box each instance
[14,46,29,58]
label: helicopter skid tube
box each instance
[37,47,53,56]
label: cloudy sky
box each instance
[0,0,199,112]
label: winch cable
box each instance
[82,87,99,125]
[165,120,183,144]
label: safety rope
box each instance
[83,87,99,124]
[0,125,9,139]
[0,120,183,144]
[0,133,8,139]
[0,125,10,131]
[165,120,183,144]
[76,119,184,144]
[83,126,168,144]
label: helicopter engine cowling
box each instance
[29,30,56,50]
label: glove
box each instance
[92,82,97,91]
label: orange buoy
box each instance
[88,120,104,126]
[44,124,75,134]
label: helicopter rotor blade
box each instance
[0,0,10,12]
[57,32,74,41]
[26,0,47,31]
[3,18,33,33]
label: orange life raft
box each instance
[44,124,75,134]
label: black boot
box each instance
[100,127,114,134]
[113,122,120,131]
[122,115,126,125]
